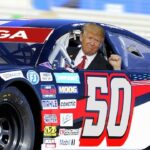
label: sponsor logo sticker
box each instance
[44,126,57,137]
[0,70,24,81]
[58,86,78,94]
[0,27,53,43]
[42,143,56,149]
[59,129,79,136]
[42,100,58,109]
[43,138,56,148]
[60,113,73,127]
[54,73,80,84]
[26,70,39,85]
[40,72,53,81]
[60,99,76,109]
[41,85,56,98]
[44,114,57,124]
[59,138,76,146]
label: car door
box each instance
[104,29,150,148]
[41,27,150,149]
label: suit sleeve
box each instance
[87,54,113,70]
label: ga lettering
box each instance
[0,30,28,39]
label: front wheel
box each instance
[0,86,35,150]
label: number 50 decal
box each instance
[80,73,134,146]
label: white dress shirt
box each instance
[74,49,97,69]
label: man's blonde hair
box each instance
[82,23,105,38]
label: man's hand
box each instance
[108,54,121,70]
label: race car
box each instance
[0,19,149,150]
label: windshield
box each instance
[0,42,43,65]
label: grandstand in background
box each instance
[33,0,150,15]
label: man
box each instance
[67,23,121,70]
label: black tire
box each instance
[0,86,35,150]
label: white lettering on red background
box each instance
[0,27,53,43]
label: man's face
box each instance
[80,28,104,56]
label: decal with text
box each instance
[0,27,53,43]
[41,72,150,149]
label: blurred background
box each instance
[0,0,149,40]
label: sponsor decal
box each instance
[0,27,53,43]
[59,139,76,146]
[41,85,56,99]
[42,100,58,109]
[0,70,24,81]
[42,143,56,149]
[60,99,76,109]
[44,114,57,124]
[40,72,53,81]
[54,73,80,84]
[26,70,39,85]
[59,129,79,136]
[58,86,78,94]
[43,138,56,144]
[60,113,73,127]
[44,126,57,137]
[43,138,56,148]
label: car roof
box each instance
[0,19,126,32]
[0,19,136,38]
[0,18,145,40]
[0,19,85,29]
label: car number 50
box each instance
[82,76,132,138]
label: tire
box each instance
[0,86,35,150]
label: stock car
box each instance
[0,19,149,150]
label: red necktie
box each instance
[77,55,87,69]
